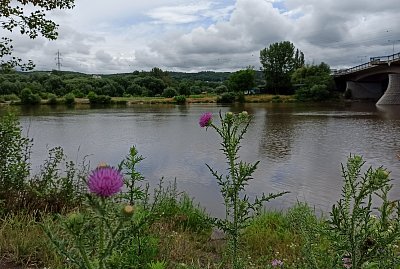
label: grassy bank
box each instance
[0,202,329,269]
[0,94,299,106]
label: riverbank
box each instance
[0,198,328,269]
[0,94,298,106]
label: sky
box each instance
[6,0,400,74]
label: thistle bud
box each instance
[122,205,135,217]
[239,111,249,119]
[226,112,233,119]
[97,162,108,168]
[66,212,84,231]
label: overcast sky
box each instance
[6,0,400,74]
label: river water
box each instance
[1,102,399,217]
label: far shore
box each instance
[0,94,299,106]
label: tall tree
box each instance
[0,0,75,70]
[228,68,256,93]
[259,41,304,94]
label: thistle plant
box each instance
[43,164,137,269]
[119,146,148,206]
[200,111,288,269]
[329,155,400,269]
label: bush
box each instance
[295,84,330,102]
[39,92,49,100]
[72,89,85,98]
[64,93,75,105]
[47,93,58,105]
[162,87,178,98]
[329,155,400,268]
[3,94,19,102]
[214,85,228,94]
[174,95,186,104]
[216,92,236,103]
[0,114,31,213]
[87,91,112,104]
[20,88,41,105]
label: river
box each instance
[1,102,399,217]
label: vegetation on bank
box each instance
[0,40,338,107]
[0,112,399,269]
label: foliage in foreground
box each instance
[200,111,288,269]
[0,113,399,269]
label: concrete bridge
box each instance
[333,52,400,105]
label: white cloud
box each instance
[4,0,400,73]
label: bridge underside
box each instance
[345,81,384,100]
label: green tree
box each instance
[0,0,75,70]
[133,76,166,96]
[291,62,334,101]
[162,87,178,98]
[259,41,304,94]
[227,68,256,93]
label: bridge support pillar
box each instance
[377,74,400,105]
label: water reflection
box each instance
[259,105,298,161]
[376,105,400,120]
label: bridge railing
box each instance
[370,52,400,63]
[333,52,400,76]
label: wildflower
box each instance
[271,259,283,267]
[199,112,212,127]
[88,166,123,197]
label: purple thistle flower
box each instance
[199,112,212,127]
[271,259,283,267]
[88,166,124,197]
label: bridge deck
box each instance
[334,52,400,77]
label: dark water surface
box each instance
[2,102,399,217]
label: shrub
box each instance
[87,91,112,104]
[295,84,330,102]
[39,92,49,100]
[0,114,31,213]
[27,147,87,213]
[72,89,85,98]
[3,94,19,102]
[174,95,186,104]
[214,85,228,94]
[162,87,178,98]
[216,92,236,103]
[87,91,97,100]
[20,88,41,105]
[329,155,400,268]
[47,93,58,105]
[64,93,75,105]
